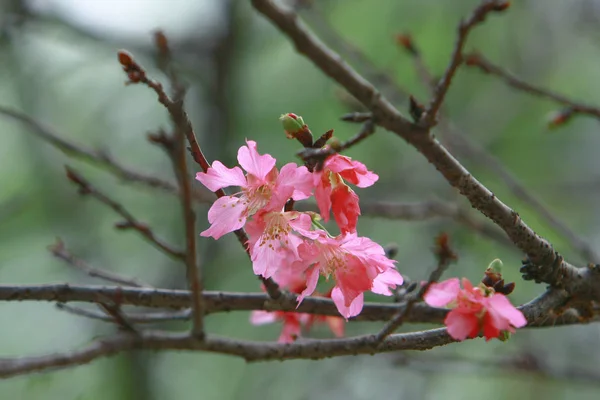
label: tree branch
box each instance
[0,106,211,204]
[421,0,510,127]
[48,238,151,288]
[464,52,600,122]
[118,49,283,300]
[0,287,582,379]
[65,166,186,260]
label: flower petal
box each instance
[331,287,364,319]
[330,184,360,234]
[487,293,527,328]
[278,163,314,201]
[371,268,404,295]
[195,161,246,192]
[423,278,461,308]
[250,310,278,325]
[297,265,320,305]
[200,196,246,239]
[314,177,332,222]
[237,140,276,180]
[444,309,479,341]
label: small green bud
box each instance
[280,113,305,138]
[487,258,503,274]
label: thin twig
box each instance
[0,106,212,204]
[48,238,151,288]
[56,303,191,323]
[421,0,509,127]
[148,33,205,338]
[464,52,600,121]
[118,48,283,300]
[98,303,139,333]
[374,234,457,342]
[65,166,186,260]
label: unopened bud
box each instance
[547,108,574,129]
[280,113,305,138]
[487,258,503,274]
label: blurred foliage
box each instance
[1,0,600,399]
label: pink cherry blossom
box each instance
[424,277,527,341]
[250,270,345,343]
[313,154,378,234]
[250,310,303,343]
[196,140,313,239]
[297,231,402,319]
[245,210,316,279]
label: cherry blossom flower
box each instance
[245,210,316,279]
[250,270,345,343]
[195,140,313,239]
[297,231,403,319]
[314,154,378,234]
[424,277,527,341]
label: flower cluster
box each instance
[196,134,403,323]
[424,277,527,341]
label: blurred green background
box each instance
[1,0,600,399]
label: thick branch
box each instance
[0,287,583,379]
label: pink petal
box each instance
[250,311,278,325]
[487,294,527,328]
[297,265,320,305]
[279,317,302,343]
[331,287,364,319]
[195,161,246,192]
[200,196,246,239]
[371,268,404,295]
[278,163,314,201]
[314,179,332,222]
[444,309,479,341]
[334,258,372,306]
[326,316,345,337]
[325,155,378,188]
[330,185,360,234]
[251,238,296,279]
[423,278,461,308]
[237,140,276,180]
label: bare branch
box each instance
[421,0,509,127]
[48,238,151,288]
[375,233,456,342]
[149,34,205,338]
[65,166,186,260]
[0,106,211,204]
[0,288,578,379]
[0,283,590,328]
[56,303,191,324]
[117,49,283,300]
[464,52,600,122]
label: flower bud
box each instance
[280,113,306,138]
